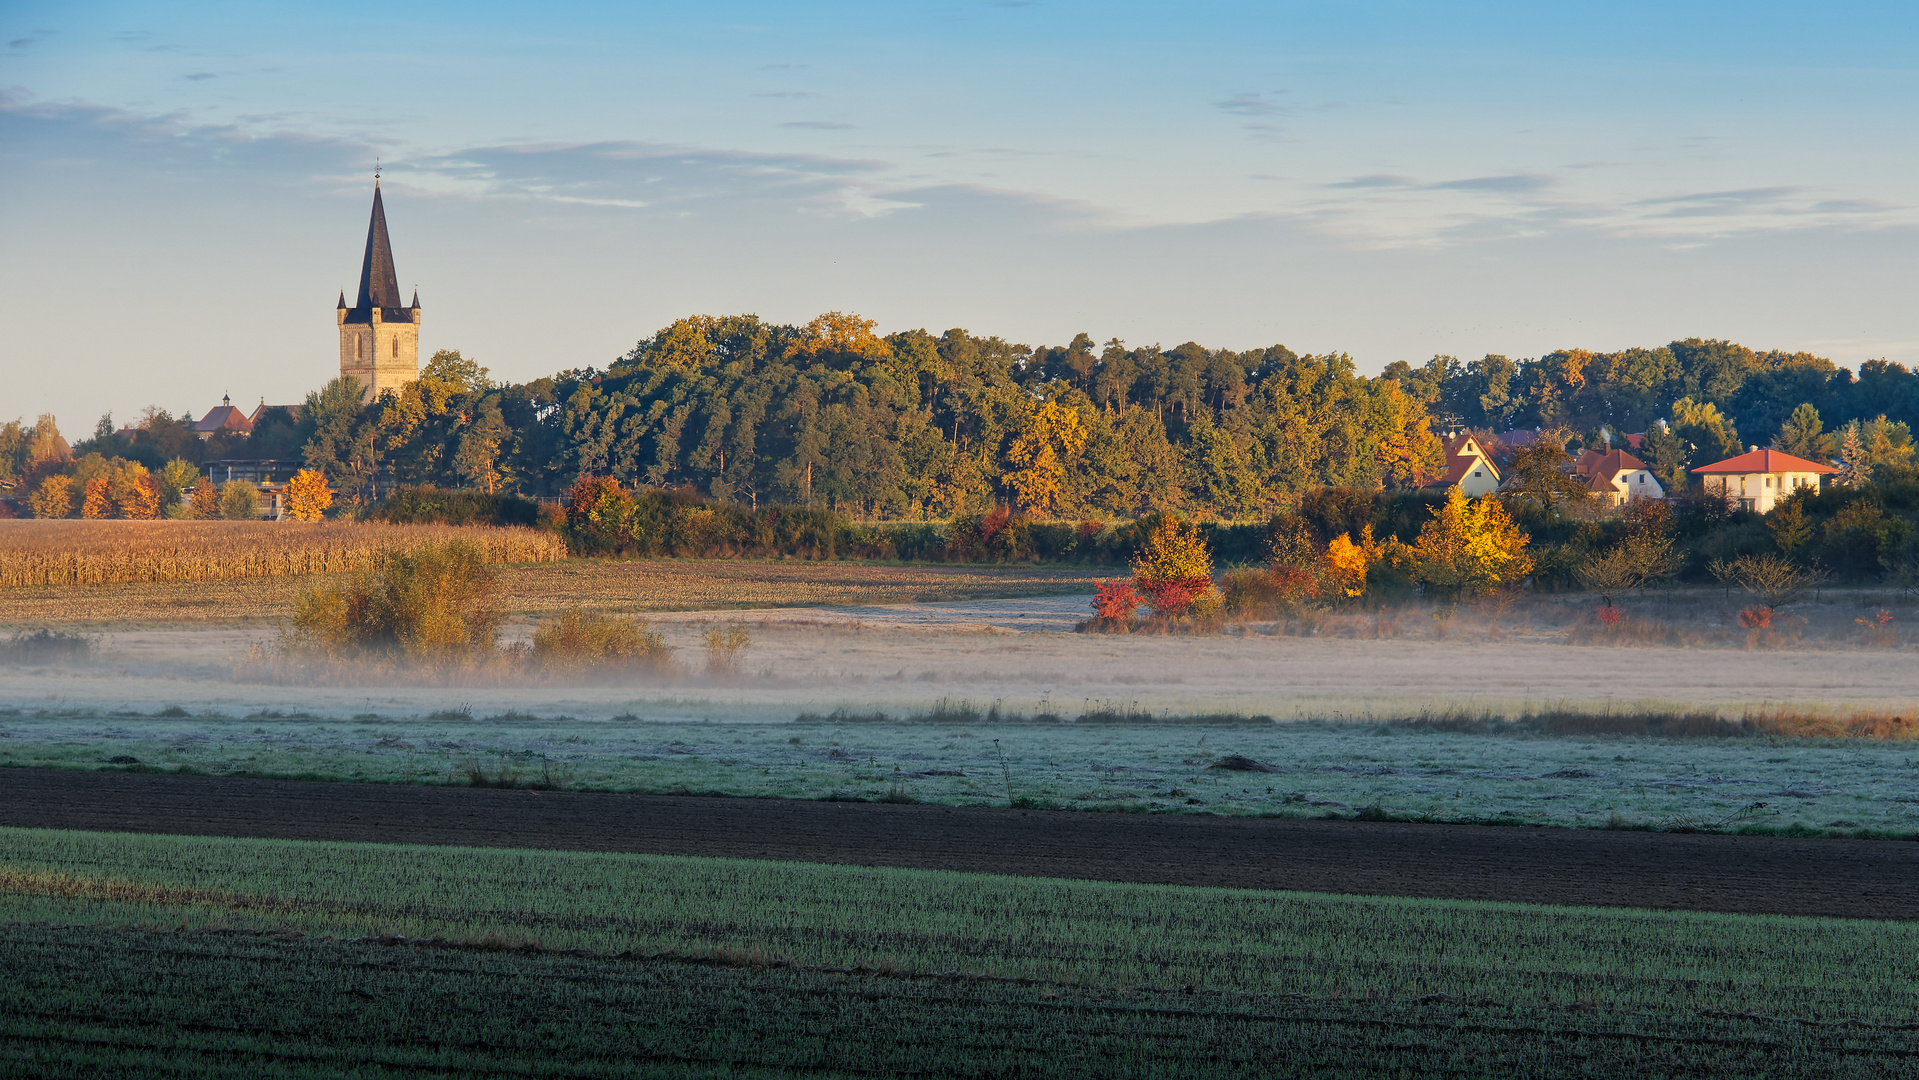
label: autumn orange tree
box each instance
[81,476,114,519]
[1130,514,1215,618]
[284,469,335,522]
[1409,489,1533,600]
[186,477,221,519]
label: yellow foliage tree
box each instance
[1130,514,1216,617]
[284,469,335,522]
[81,476,114,519]
[799,311,890,362]
[1410,489,1533,599]
[28,474,73,519]
[1323,526,1376,598]
[1002,401,1087,517]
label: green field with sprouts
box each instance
[1,827,1915,1077]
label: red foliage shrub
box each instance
[1595,605,1623,626]
[1137,577,1211,619]
[1091,580,1144,621]
[1738,606,1773,630]
[566,475,624,527]
[978,504,1013,542]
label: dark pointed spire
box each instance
[410,287,419,309]
[355,183,403,310]
[337,290,347,309]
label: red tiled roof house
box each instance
[1691,448,1835,513]
[1573,448,1663,507]
[1437,432,1501,496]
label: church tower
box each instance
[337,176,421,401]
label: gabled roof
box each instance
[193,396,253,435]
[1439,432,1499,485]
[1692,448,1837,476]
[1574,448,1648,482]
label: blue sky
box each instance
[4,1,1916,427]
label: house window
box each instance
[1473,470,1482,478]
[1766,476,1772,487]
[1638,474,1645,484]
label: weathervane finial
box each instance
[375,157,381,184]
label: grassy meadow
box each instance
[1,827,1913,1078]
[7,707,1919,836]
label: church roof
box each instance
[194,402,253,435]
[355,183,405,311]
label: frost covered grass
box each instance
[6,706,1919,836]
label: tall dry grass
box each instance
[1395,702,1919,740]
[0,519,565,587]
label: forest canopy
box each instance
[13,315,1919,523]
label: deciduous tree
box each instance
[284,469,334,522]
[28,474,73,519]
[1410,489,1533,599]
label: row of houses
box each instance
[1437,431,1835,513]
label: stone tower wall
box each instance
[337,310,422,402]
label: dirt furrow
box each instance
[1,768,1914,919]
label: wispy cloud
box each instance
[1309,168,1914,247]
[780,120,853,130]
[183,72,218,81]
[1215,92,1284,117]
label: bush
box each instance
[1130,515,1214,618]
[374,485,540,528]
[530,609,672,672]
[219,481,261,520]
[702,625,752,675]
[1218,567,1283,619]
[287,541,502,662]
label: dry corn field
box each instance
[0,520,567,588]
[0,558,1109,624]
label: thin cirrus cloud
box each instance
[780,120,853,130]
[1314,169,1915,243]
[402,139,912,218]
[1214,92,1285,116]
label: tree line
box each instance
[6,314,1919,526]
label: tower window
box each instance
[356,336,363,360]
[392,337,399,358]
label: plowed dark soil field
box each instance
[4,767,1915,919]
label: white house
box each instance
[1573,449,1664,507]
[1691,447,1835,513]
[1438,432,1501,496]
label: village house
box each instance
[1691,447,1835,513]
[1437,432,1501,496]
[1573,448,1664,507]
